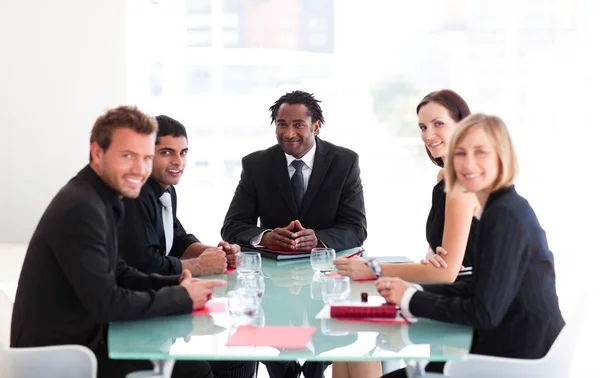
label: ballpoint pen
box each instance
[345,248,365,259]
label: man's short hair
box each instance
[90,106,158,154]
[269,90,325,126]
[155,115,188,144]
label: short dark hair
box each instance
[155,115,188,144]
[269,90,325,126]
[416,89,471,167]
[90,106,157,158]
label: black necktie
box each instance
[290,160,305,207]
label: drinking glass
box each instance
[226,289,260,326]
[310,274,326,300]
[310,248,335,273]
[250,305,266,327]
[321,275,351,304]
[237,252,262,275]
[236,274,266,301]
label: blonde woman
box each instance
[333,90,479,378]
[376,114,565,377]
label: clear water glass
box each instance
[321,275,351,304]
[226,289,260,326]
[310,248,336,273]
[250,305,266,327]
[237,252,262,275]
[310,274,326,300]
[236,274,266,301]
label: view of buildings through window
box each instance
[127,0,599,285]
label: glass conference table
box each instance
[109,248,472,377]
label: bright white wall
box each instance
[0,0,127,241]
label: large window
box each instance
[127,0,599,306]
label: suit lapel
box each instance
[301,138,331,216]
[271,148,299,217]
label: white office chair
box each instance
[0,290,97,378]
[417,294,590,378]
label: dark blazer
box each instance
[409,186,565,359]
[11,166,192,353]
[120,178,200,275]
[221,138,367,250]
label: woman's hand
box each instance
[333,256,376,280]
[375,277,410,305]
[420,246,464,270]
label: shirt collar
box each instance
[284,141,317,169]
[146,177,169,199]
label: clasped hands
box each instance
[197,241,240,275]
[260,220,319,251]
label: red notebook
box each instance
[330,304,398,318]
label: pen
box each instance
[345,248,364,259]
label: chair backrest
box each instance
[1,345,97,378]
[0,290,13,349]
[540,293,589,377]
[445,293,591,377]
[0,291,97,377]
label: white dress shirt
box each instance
[284,142,316,192]
[250,143,317,246]
[400,284,423,323]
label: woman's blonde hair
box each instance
[444,113,518,194]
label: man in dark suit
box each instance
[11,106,227,378]
[221,90,367,378]
[120,115,255,377]
[221,90,367,253]
[121,115,239,277]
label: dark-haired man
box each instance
[121,115,239,277]
[221,90,367,252]
[120,115,254,377]
[221,90,367,378]
[11,106,227,378]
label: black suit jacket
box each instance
[120,178,200,275]
[11,166,192,353]
[221,138,367,250]
[409,186,565,359]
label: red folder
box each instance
[330,304,398,318]
[192,301,226,315]
[226,326,316,349]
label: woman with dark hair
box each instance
[332,90,480,378]
[376,113,564,377]
[335,89,479,283]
